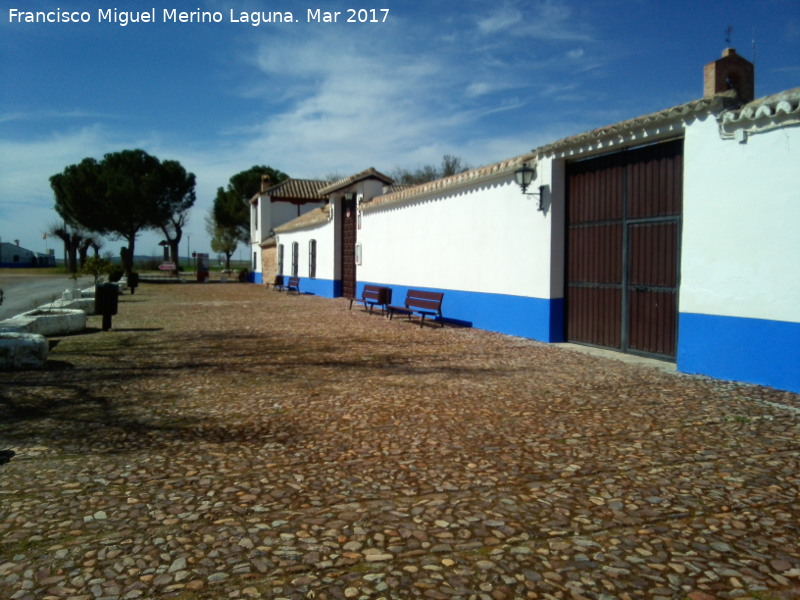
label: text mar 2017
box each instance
[307,9,390,23]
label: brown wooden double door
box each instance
[566,139,683,360]
[340,194,357,298]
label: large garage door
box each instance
[566,139,682,360]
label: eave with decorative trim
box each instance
[534,92,741,161]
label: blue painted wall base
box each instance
[358,281,564,343]
[678,312,800,393]
[279,277,339,298]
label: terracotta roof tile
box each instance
[319,167,394,195]
[534,92,740,158]
[720,86,800,128]
[273,207,329,233]
[251,178,329,204]
[361,154,533,213]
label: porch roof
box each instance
[273,206,329,234]
[250,178,328,205]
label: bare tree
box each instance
[49,222,85,273]
[391,154,471,185]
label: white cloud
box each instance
[0,1,606,258]
[474,1,593,42]
[0,110,121,125]
[240,31,472,174]
[224,4,602,183]
[477,7,523,35]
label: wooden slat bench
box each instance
[388,289,444,327]
[286,276,300,294]
[348,285,392,314]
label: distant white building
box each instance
[261,50,800,393]
[248,176,328,284]
[0,240,55,268]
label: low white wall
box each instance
[359,173,555,299]
[276,221,335,281]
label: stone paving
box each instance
[1,283,798,600]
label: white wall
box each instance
[682,115,800,323]
[359,171,556,299]
[250,197,266,275]
[251,196,326,275]
[276,221,335,281]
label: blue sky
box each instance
[1,0,798,262]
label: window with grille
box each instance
[291,242,299,277]
[308,239,317,278]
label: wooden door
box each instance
[340,195,357,298]
[566,139,682,359]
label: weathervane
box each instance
[725,25,733,46]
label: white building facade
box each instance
[678,89,800,392]
[263,52,800,393]
[248,177,327,284]
[0,240,56,268]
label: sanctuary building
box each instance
[249,49,800,394]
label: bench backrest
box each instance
[405,289,443,311]
[288,277,300,286]
[363,285,391,304]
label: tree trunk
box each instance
[67,240,79,273]
[121,235,136,278]
[77,240,92,268]
[54,230,81,274]
[169,240,180,270]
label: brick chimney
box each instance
[704,48,754,103]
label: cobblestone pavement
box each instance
[1,283,798,600]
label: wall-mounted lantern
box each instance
[514,162,547,212]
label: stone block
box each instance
[0,332,48,370]
[0,308,87,336]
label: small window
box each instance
[277,244,284,275]
[291,242,299,277]
[252,251,257,270]
[308,239,317,278]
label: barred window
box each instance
[308,239,317,278]
[291,242,299,277]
